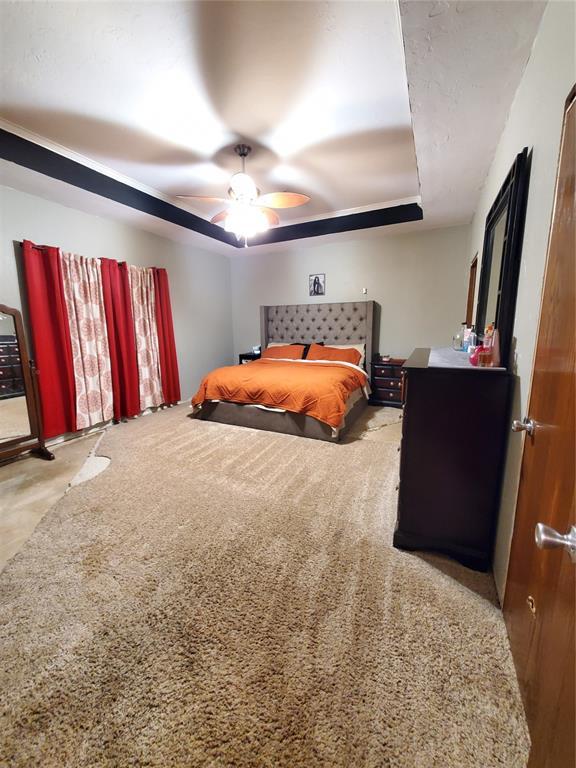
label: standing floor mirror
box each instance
[475,147,531,369]
[0,304,54,464]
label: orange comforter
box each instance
[192,358,368,429]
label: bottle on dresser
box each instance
[463,325,477,353]
[472,323,500,368]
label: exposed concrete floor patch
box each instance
[0,435,98,571]
[69,433,111,489]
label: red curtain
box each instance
[153,268,181,404]
[22,240,76,439]
[100,259,140,420]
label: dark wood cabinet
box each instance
[0,335,25,399]
[369,358,405,408]
[394,348,512,571]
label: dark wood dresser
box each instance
[369,358,405,408]
[0,334,25,399]
[394,347,512,571]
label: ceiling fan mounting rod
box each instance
[234,143,252,173]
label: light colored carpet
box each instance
[0,406,529,767]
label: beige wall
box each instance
[468,0,575,600]
[0,185,234,399]
[231,225,471,359]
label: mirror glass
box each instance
[0,312,31,442]
[484,210,507,327]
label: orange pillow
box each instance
[306,343,362,366]
[261,344,306,360]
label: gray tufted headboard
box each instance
[260,301,377,368]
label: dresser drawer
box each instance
[374,387,402,403]
[0,364,22,380]
[0,379,24,398]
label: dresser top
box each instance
[404,347,507,373]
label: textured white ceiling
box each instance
[0,0,546,245]
[401,0,545,228]
[0,0,420,224]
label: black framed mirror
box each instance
[475,147,531,369]
[0,304,54,464]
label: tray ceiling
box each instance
[0,0,420,229]
[0,0,546,250]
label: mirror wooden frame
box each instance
[0,304,54,464]
[475,147,531,369]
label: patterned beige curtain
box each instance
[128,265,164,410]
[60,252,114,429]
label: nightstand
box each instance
[369,358,406,408]
[238,352,261,365]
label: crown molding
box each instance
[0,125,423,248]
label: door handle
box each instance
[512,417,536,436]
[535,523,576,563]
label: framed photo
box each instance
[309,273,326,296]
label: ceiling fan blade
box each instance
[176,195,229,203]
[257,207,280,226]
[257,192,310,209]
[210,210,229,225]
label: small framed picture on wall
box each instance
[309,273,325,296]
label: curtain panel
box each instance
[153,268,181,405]
[21,240,77,439]
[128,266,164,410]
[21,243,180,438]
[60,252,114,429]
[100,259,140,420]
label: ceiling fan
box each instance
[176,143,310,245]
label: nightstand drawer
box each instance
[374,376,401,390]
[238,352,261,364]
[373,364,403,378]
[374,387,402,403]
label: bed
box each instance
[191,300,378,442]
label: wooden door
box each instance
[504,87,575,767]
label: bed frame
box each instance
[193,300,378,442]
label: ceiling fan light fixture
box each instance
[224,202,269,243]
[177,142,309,246]
[229,172,257,201]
